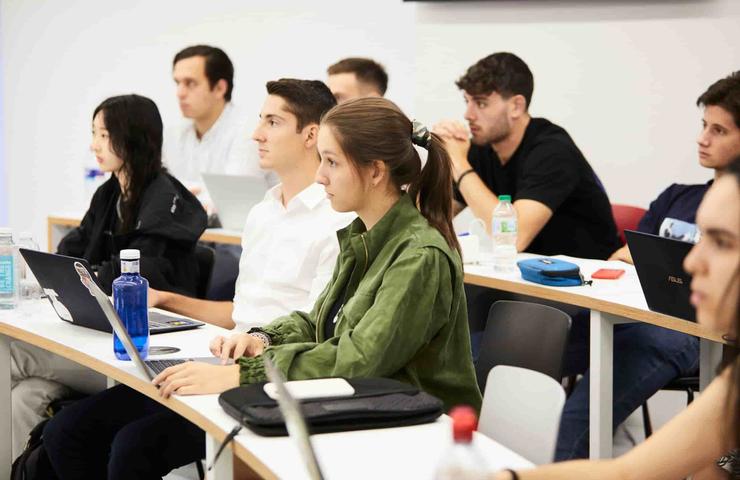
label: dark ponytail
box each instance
[321,97,460,252]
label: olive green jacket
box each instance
[238,194,482,411]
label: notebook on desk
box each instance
[202,173,268,231]
[625,230,696,321]
[71,260,221,378]
[19,249,204,334]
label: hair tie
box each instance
[411,120,432,149]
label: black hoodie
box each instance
[58,172,208,295]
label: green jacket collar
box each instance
[337,194,419,264]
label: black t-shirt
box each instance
[456,118,619,259]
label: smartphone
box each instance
[591,268,625,280]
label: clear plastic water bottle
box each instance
[491,195,518,273]
[17,232,43,300]
[0,228,19,309]
[112,249,149,360]
[434,406,488,480]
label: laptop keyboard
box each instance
[145,359,189,374]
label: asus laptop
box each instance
[19,249,204,334]
[202,173,268,231]
[625,230,696,321]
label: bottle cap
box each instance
[0,227,12,236]
[498,195,512,202]
[120,249,140,260]
[449,405,477,443]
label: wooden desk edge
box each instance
[464,272,728,344]
[47,216,242,247]
[0,323,277,480]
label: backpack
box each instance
[10,397,82,480]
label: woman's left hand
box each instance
[152,362,240,398]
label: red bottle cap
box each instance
[449,405,477,443]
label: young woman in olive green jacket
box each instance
[152,97,482,411]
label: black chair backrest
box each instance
[194,244,216,299]
[476,300,571,392]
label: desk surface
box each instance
[464,254,727,344]
[47,214,242,249]
[0,301,533,479]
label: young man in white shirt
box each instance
[164,45,275,204]
[151,78,354,330]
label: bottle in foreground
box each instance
[0,228,19,309]
[113,249,149,360]
[17,232,43,300]
[434,405,488,480]
[492,195,518,273]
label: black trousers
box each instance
[43,384,204,480]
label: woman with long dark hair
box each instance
[58,94,207,294]
[490,156,740,479]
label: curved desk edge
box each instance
[0,322,277,480]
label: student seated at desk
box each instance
[150,78,355,330]
[556,72,740,462]
[491,155,740,480]
[10,94,207,461]
[57,94,207,295]
[43,97,482,479]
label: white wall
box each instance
[0,0,416,245]
[1,0,739,247]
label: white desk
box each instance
[47,214,242,251]
[0,301,533,479]
[464,254,727,460]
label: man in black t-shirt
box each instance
[434,52,619,259]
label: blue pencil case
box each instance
[517,257,590,287]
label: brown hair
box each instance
[321,97,459,252]
[456,52,534,109]
[697,71,740,128]
[327,57,388,95]
[266,79,336,131]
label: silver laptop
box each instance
[72,261,221,378]
[263,356,325,480]
[202,173,268,231]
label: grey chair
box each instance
[475,300,572,392]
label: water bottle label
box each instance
[121,259,140,274]
[493,218,518,234]
[0,255,14,294]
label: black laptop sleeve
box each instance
[218,377,444,436]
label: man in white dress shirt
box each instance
[151,78,354,330]
[163,45,275,206]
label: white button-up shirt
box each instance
[231,182,355,330]
[163,102,277,198]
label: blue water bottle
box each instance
[112,249,149,360]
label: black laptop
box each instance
[625,230,696,321]
[19,249,204,334]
